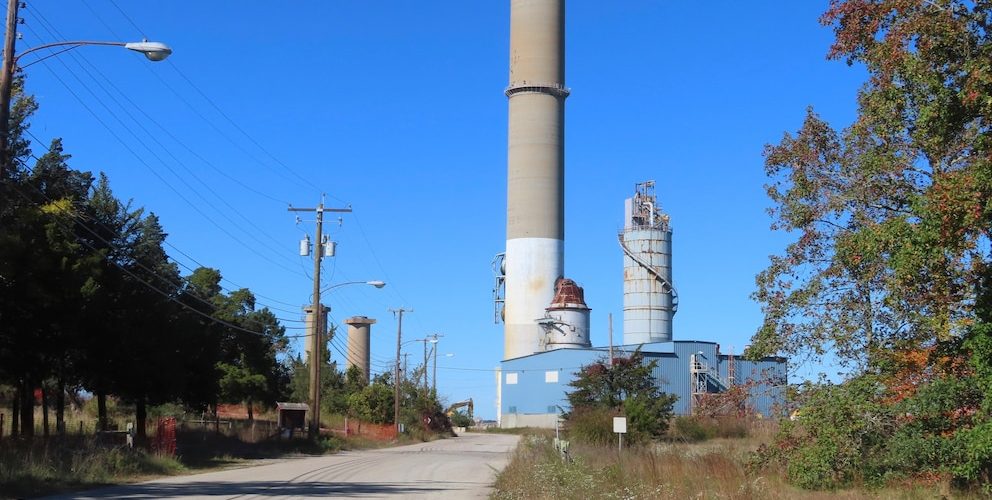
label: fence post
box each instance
[1,412,4,439]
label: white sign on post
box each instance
[613,416,627,434]
[613,416,627,452]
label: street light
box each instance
[308,279,385,437]
[400,336,436,391]
[321,280,386,294]
[0,0,173,177]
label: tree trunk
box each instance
[56,377,65,436]
[19,379,33,438]
[10,384,19,437]
[96,391,108,432]
[247,399,254,422]
[135,398,147,444]
[41,385,49,438]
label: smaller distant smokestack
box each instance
[344,316,376,384]
[539,277,591,350]
[303,304,329,363]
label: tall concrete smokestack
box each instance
[504,0,569,359]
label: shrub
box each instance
[564,407,613,446]
[670,416,748,442]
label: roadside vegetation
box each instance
[744,0,992,493]
[0,71,452,496]
[493,423,961,500]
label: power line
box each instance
[20,127,308,320]
[6,173,309,340]
[9,149,308,331]
[21,15,306,279]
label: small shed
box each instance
[276,402,309,431]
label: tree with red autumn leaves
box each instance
[749,0,992,490]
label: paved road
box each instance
[49,432,520,499]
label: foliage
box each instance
[346,372,396,425]
[749,0,992,492]
[564,350,677,444]
[669,416,748,442]
[449,409,472,428]
[489,432,942,500]
[0,437,184,498]
[0,76,292,439]
[750,0,992,368]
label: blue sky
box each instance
[18,1,865,419]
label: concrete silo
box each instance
[620,181,677,344]
[502,0,569,360]
[344,316,376,384]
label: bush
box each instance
[0,438,184,497]
[670,417,748,442]
[564,407,614,445]
[450,410,472,428]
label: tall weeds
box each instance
[0,437,183,497]
[492,433,955,499]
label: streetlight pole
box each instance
[0,0,172,178]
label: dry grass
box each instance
[492,424,967,500]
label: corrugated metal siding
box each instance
[501,348,604,414]
[499,341,787,419]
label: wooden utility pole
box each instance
[0,0,21,179]
[289,200,351,438]
[431,333,443,395]
[608,313,614,367]
[390,307,411,435]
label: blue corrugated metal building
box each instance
[498,340,786,428]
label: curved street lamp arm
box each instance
[321,280,386,294]
[13,40,172,65]
[14,40,126,63]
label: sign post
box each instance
[613,416,627,452]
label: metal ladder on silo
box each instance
[617,235,679,314]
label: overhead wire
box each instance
[11,138,308,329]
[84,1,406,338]
[7,160,312,339]
[21,15,307,281]
[20,126,308,319]
[82,2,403,328]
[33,2,405,349]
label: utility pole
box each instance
[0,0,21,179]
[608,313,614,367]
[431,333,443,395]
[290,200,351,438]
[422,338,429,392]
[390,307,411,435]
